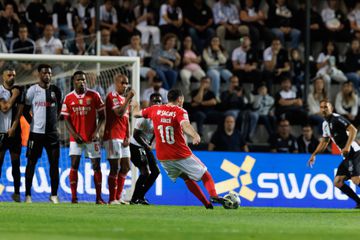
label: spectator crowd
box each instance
[2,0,360,153]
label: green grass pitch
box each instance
[0,203,359,240]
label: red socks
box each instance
[185,179,211,207]
[116,173,126,201]
[69,168,78,201]
[201,171,218,197]
[94,170,102,200]
[108,174,117,202]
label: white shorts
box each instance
[104,139,131,159]
[69,141,101,159]
[160,154,207,182]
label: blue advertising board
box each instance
[0,148,356,208]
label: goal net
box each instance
[0,53,140,203]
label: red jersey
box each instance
[103,91,129,141]
[61,89,104,142]
[141,104,192,161]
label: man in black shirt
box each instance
[297,124,319,153]
[24,64,62,204]
[10,24,35,54]
[10,24,35,74]
[263,38,291,90]
[183,0,214,53]
[269,119,299,153]
[208,114,249,152]
[189,76,223,137]
[308,99,360,208]
[0,65,24,202]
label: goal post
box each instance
[0,53,141,202]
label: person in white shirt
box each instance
[158,0,183,38]
[120,33,156,83]
[99,0,118,34]
[134,0,160,48]
[335,81,359,125]
[100,29,120,56]
[141,77,168,108]
[36,24,63,55]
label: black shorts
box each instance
[336,151,360,179]
[26,132,60,159]
[0,133,22,154]
[130,143,149,168]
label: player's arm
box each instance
[132,101,143,118]
[64,116,84,144]
[133,129,151,151]
[181,120,201,145]
[93,109,105,141]
[307,137,330,167]
[0,88,20,112]
[343,124,357,156]
[7,103,24,137]
[23,104,32,124]
[113,90,135,117]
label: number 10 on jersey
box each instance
[158,125,175,144]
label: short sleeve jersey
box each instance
[141,104,192,161]
[61,89,104,142]
[130,118,154,147]
[103,91,129,141]
[322,113,360,152]
[25,84,62,134]
[0,85,25,133]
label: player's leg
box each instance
[9,151,21,202]
[45,144,60,203]
[139,149,160,203]
[108,158,119,204]
[349,152,360,208]
[179,173,213,209]
[189,154,218,198]
[0,149,6,197]
[87,141,104,204]
[334,159,360,207]
[116,143,131,202]
[0,150,5,178]
[69,155,81,203]
[161,159,213,209]
[116,157,130,202]
[25,133,42,201]
[129,144,149,204]
[91,157,105,204]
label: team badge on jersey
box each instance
[86,98,92,105]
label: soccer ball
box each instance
[223,191,241,209]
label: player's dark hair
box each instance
[150,93,162,102]
[72,70,86,80]
[2,63,15,73]
[37,64,52,72]
[302,123,312,129]
[320,98,330,104]
[167,89,183,102]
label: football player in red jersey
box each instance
[104,74,135,204]
[133,89,230,209]
[61,71,106,204]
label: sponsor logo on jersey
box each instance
[156,110,176,117]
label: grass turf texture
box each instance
[0,203,358,240]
